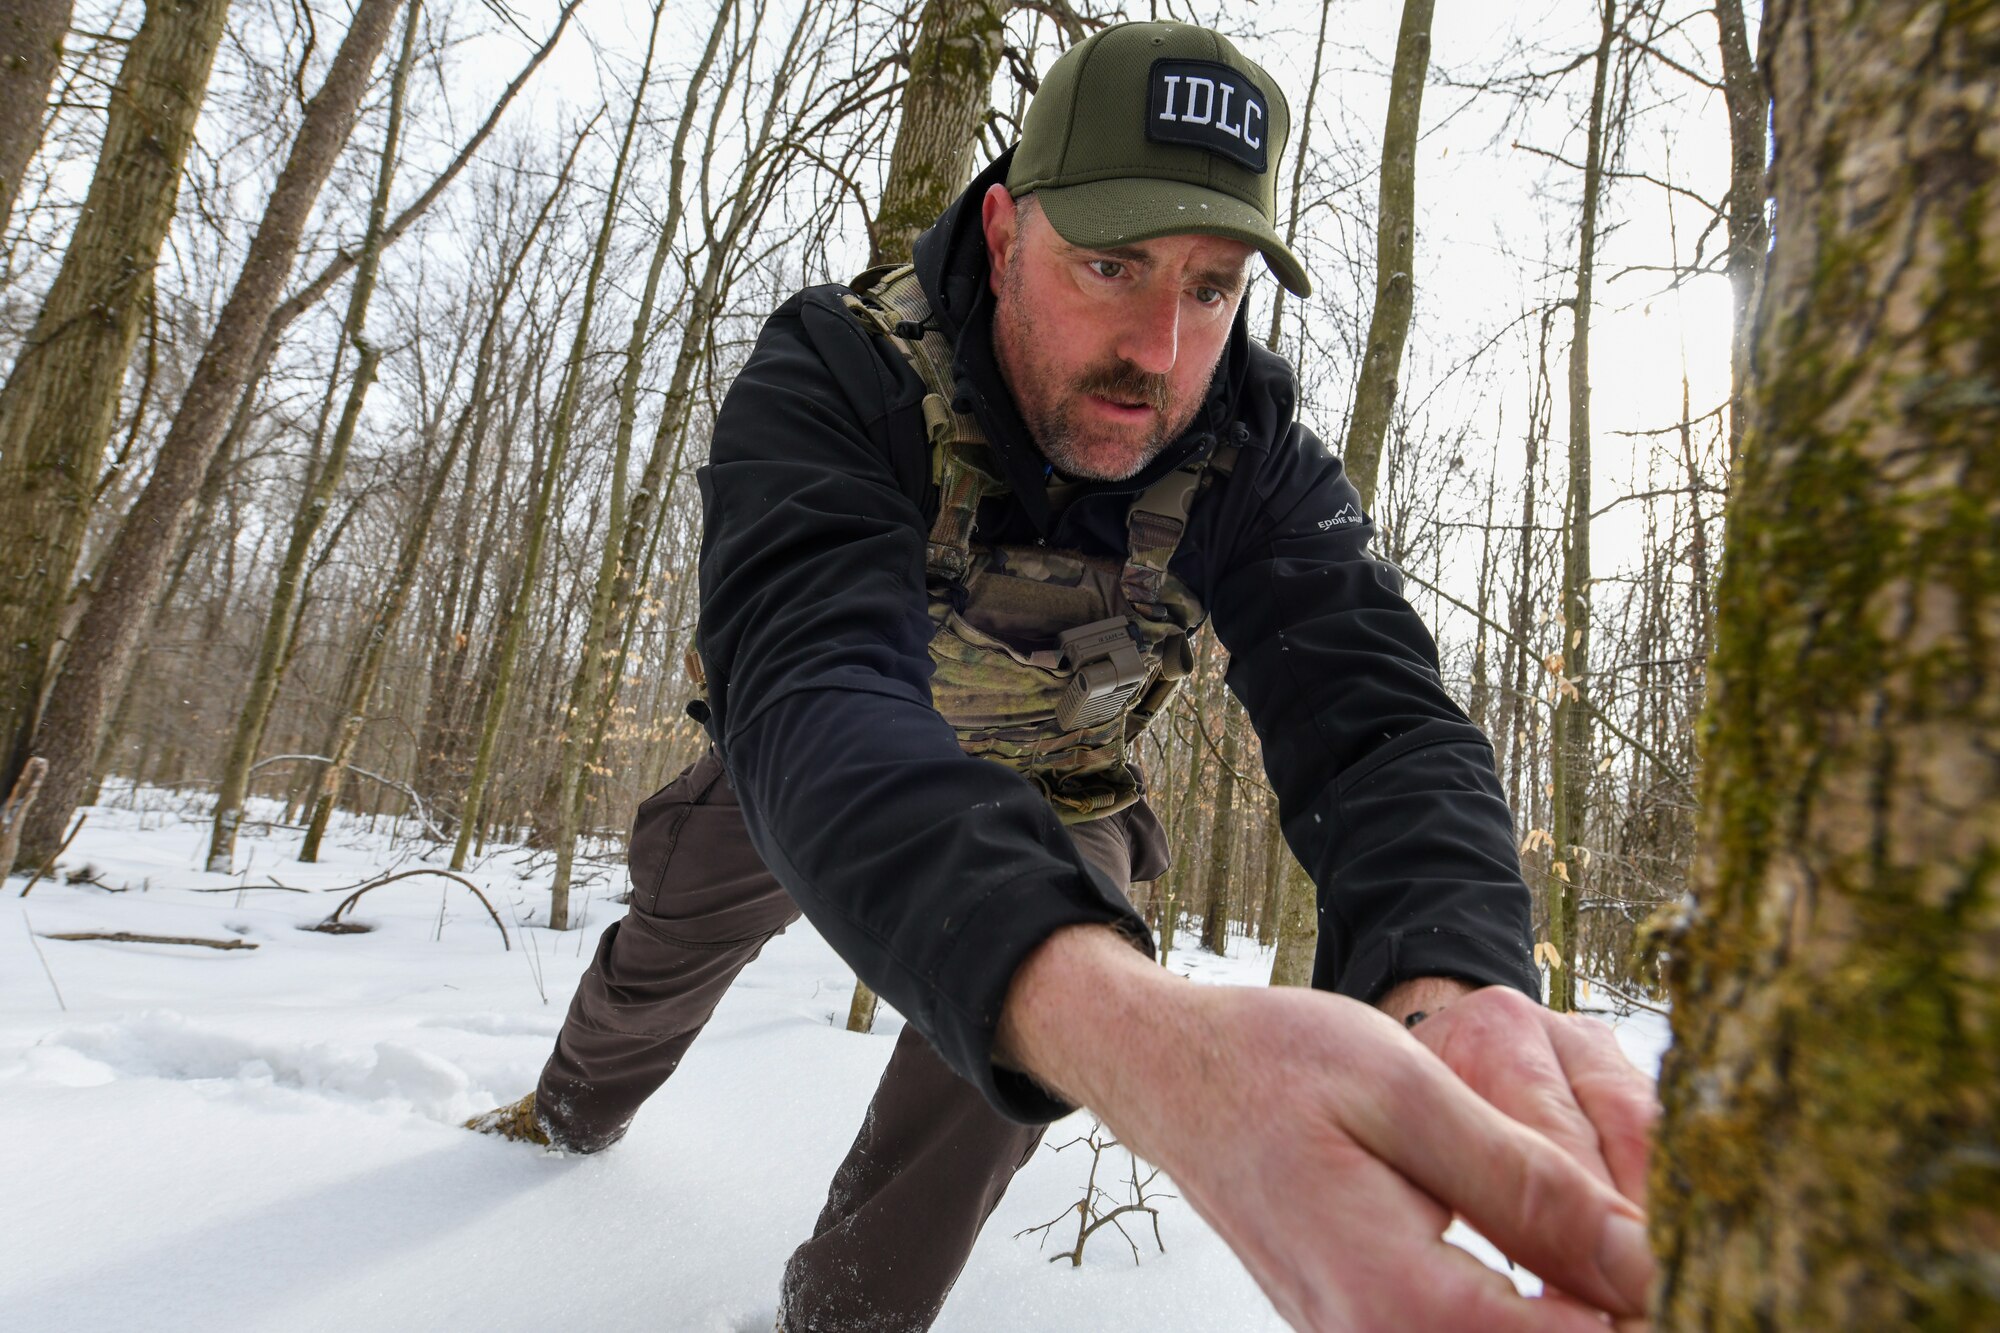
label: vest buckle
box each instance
[1056,618,1150,732]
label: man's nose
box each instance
[1116,284,1180,376]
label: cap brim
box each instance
[1035,177,1311,298]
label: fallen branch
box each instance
[19,812,86,898]
[188,882,310,894]
[245,754,448,841]
[314,869,510,950]
[42,931,257,951]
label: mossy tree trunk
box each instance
[1339,0,1433,511]
[0,0,230,803]
[846,0,1003,1035]
[10,0,401,872]
[1650,0,2000,1324]
[1547,0,1615,1013]
[867,0,1002,269]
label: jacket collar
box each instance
[911,150,1251,537]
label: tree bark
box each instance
[845,0,1003,1035]
[11,0,403,868]
[1651,1,2000,1322]
[1198,696,1244,955]
[1547,0,1614,1013]
[1712,0,1765,477]
[206,0,421,873]
[868,0,1002,268]
[1339,0,1433,511]
[0,0,231,793]
[0,0,71,234]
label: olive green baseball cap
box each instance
[1006,21,1310,297]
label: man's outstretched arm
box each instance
[995,925,1656,1331]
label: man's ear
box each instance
[981,184,1018,296]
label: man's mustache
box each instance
[1074,362,1169,413]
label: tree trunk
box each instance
[0,0,72,234]
[1547,0,1614,1013]
[548,0,737,930]
[10,0,403,870]
[1712,0,1765,478]
[1651,1,1999,1322]
[868,0,1002,268]
[1339,0,1433,511]
[206,0,420,873]
[1267,846,1315,988]
[1199,696,1243,955]
[449,15,658,873]
[1262,0,1332,356]
[0,0,231,793]
[845,0,1002,1035]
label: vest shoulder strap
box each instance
[842,265,1215,606]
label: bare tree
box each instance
[448,0,666,871]
[9,0,405,871]
[205,0,423,872]
[1339,0,1433,510]
[0,0,232,793]
[1547,0,1616,1013]
[1652,0,1998,1320]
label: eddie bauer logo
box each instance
[1317,504,1362,531]
[1147,60,1269,174]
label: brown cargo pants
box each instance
[535,747,1167,1332]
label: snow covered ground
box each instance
[2,784,1671,1332]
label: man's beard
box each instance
[996,264,1208,482]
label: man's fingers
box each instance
[1318,1155,1633,1333]
[1424,999,1615,1191]
[1548,1014,1659,1206]
[1356,1049,1654,1317]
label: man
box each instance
[473,21,1658,1331]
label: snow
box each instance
[2,784,1671,1331]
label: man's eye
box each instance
[1089,259,1126,279]
[1193,285,1225,305]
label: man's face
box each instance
[983,186,1253,482]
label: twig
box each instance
[1578,971,1670,1017]
[21,912,67,1010]
[243,754,448,840]
[19,812,86,898]
[314,869,510,950]
[188,882,309,894]
[41,931,258,951]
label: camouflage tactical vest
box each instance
[843,265,1224,823]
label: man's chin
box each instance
[1045,428,1165,483]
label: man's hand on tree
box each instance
[996,927,1655,1331]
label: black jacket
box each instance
[695,153,1539,1122]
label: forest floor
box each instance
[2,783,1671,1332]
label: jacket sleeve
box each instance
[695,289,1153,1123]
[1206,418,1542,1005]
